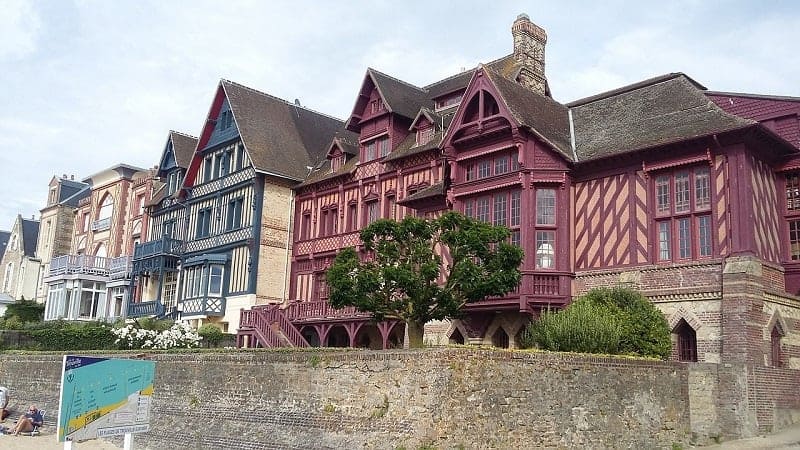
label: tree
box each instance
[326,212,524,348]
[3,299,44,323]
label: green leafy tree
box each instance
[327,212,524,348]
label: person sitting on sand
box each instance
[10,405,42,435]
[0,386,8,420]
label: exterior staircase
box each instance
[238,305,310,348]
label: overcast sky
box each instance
[2,0,799,233]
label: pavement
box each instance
[699,423,800,449]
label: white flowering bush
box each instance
[112,321,202,349]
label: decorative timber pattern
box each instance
[575,173,645,269]
[750,155,782,263]
[181,296,225,316]
[188,167,256,198]
[185,227,253,254]
[714,155,730,256]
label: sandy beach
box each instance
[0,431,120,449]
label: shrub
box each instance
[579,287,671,359]
[198,324,224,347]
[2,300,44,323]
[112,321,201,350]
[521,300,622,354]
[23,321,116,350]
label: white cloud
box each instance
[0,0,41,60]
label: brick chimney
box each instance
[512,13,548,95]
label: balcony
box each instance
[181,296,226,317]
[283,300,371,323]
[127,300,165,318]
[48,255,109,277]
[294,231,361,256]
[91,217,111,232]
[109,256,132,280]
[132,237,183,273]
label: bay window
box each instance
[653,166,712,261]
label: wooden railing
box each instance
[239,308,284,348]
[109,256,132,280]
[49,255,109,277]
[133,237,183,260]
[294,231,361,255]
[127,300,164,318]
[284,300,371,322]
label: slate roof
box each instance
[170,131,198,169]
[298,156,358,187]
[21,218,39,258]
[368,69,433,120]
[397,182,445,205]
[569,74,756,161]
[0,230,10,261]
[61,185,91,208]
[382,131,443,163]
[425,55,519,99]
[483,68,572,160]
[223,80,345,181]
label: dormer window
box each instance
[435,93,463,111]
[362,136,390,162]
[331,154,345,172]
[416,127,434,146]
[370,100,385,114]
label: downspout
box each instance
[282,189,295,304]
[568,108,578,161]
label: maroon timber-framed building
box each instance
[237,14,800,387]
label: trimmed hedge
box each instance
[0,320,115,351]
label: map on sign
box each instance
[57,355,156,442]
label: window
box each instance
[675,319,697,362]
[495,155,509,175]
[98,194,113,220]
[493,194,507,226]
[536,189,556,225]
[319,206,338,237]
[771,325,784,367]
[204,156,213,182]
[196,207,212,238]
[435,93,462,110]
[478,160,491,178]
[417,127,434,146]
[371,100,385,113]
[653,166,713,261]
[136,194,145,216]
[347,203,357,232]
[385,196,396,220]
[364,141,376,162]
[378,137,390,157]
[80,212,89,233]
[9,235,17,252]
[300,212,311,240]
[49,187,57,205]
[787,173,800,211]
[163,219,177,238]
[476,197,489,222]
[464,150,519,182]
[79,281,106,320]
[365,201,379,225]
[218,110,233,130]
[235,144,247,171]
[208,265,224,296]
[226,197,243,231]
[466,163,476,181]
[2,263,13,292]
[464,189,522,246]
[536,231,555,269]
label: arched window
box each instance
[674,319,697,362]
[94,243,107,258]
[9,234,17,252]
[3,263,13,292]
[463,94,480,123]
[771,324,785,367]
[97,194,114,220]
[483,92,500,117]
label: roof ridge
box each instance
[221,79,345,123]
[367,68,427,93]
[170,130,198,139]
[566,73,694,107]
[705,90,800,102]
[422,54,514,90]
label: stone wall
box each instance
[0,350,691,449]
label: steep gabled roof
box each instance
[298,156,358,187]
[170,131,198,169]
[425,55,521,99]
[570,74,756,161]
[483,68,572,160]
[367,68,433,120]
[222,80,345,181]
[20,218,39,258]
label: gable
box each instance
[159,139,178,174]
[205,97,240,149]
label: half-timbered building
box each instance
[234,14,800,373]
[128,80,343,333]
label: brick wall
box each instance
[0,350,692,449]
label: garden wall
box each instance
[0,349,691,449]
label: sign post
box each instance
[57,355,156,449]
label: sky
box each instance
[1,0,799,233]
